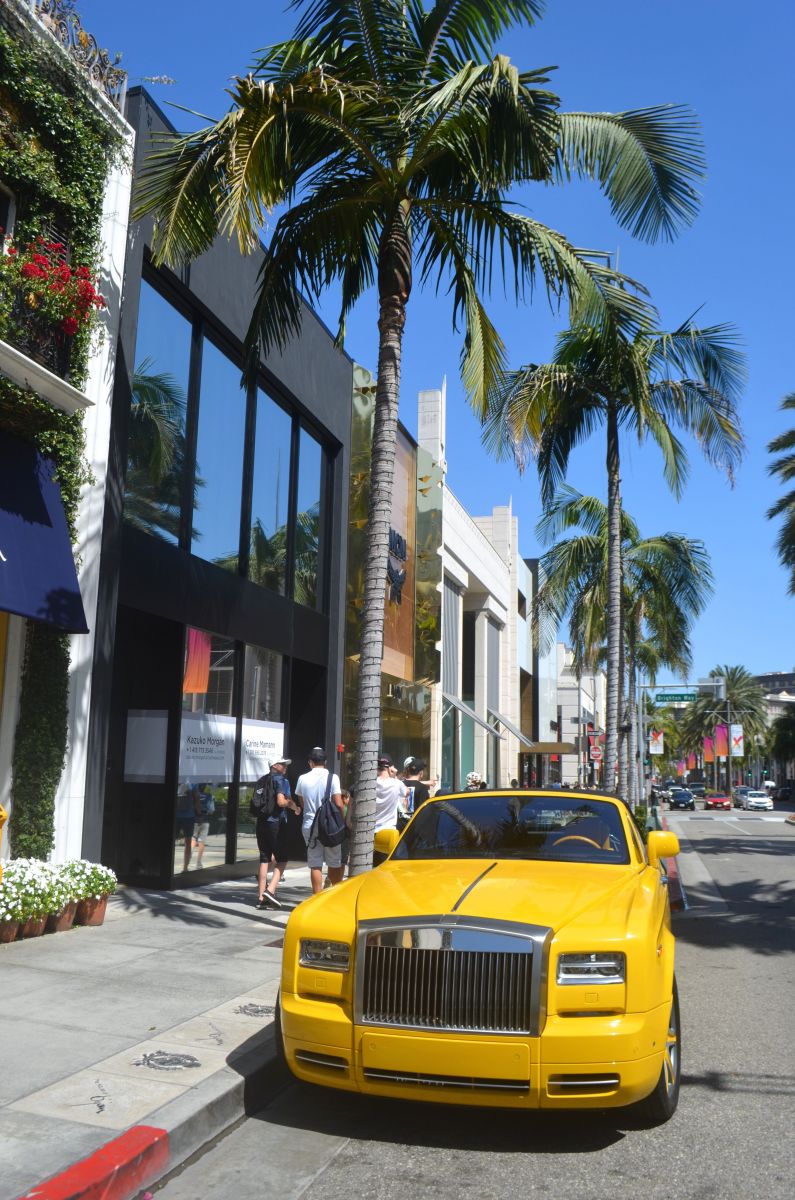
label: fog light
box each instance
[299,939,350,971]
[557,952,625,985]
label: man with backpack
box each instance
[252,756,299,910]
[295,747,345,894]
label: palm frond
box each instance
[557,105,705,242]
[413,0,544,77]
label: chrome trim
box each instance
[548,1074,620,1091]
[298,940,351,971]
[354,915,551,1037]
[363,1067,530,1092]
[294,1051,348,1071]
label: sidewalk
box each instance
[0,867,312,1200]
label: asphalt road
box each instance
[150,813,795,1200]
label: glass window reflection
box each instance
[192,339,247,568]
[125,280,191,543]
[249,389,292,595]
[295,427,322,609]
[176,629,236,876]
[237,645,285,864]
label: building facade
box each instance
[553,644,606,786]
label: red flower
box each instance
[32,253,50,267]
[58,264,72,281]
[76,266,92,280]
[62,317,79,336]
[7,247,17,256]
[21,262,45,279]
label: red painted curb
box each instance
[16,1125,169,1200]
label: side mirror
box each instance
[647,830,680,868]
[374,827,400,858]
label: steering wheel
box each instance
[553,834,603,850]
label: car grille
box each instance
[361,942,534,1034]
[357,921,552,1036]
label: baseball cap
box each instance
[271,756,292,767]
[404,757,426,773]
[377,754,393,768]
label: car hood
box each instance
[353,859,639,934]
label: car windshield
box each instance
[393,794,629,864]
[747,792,766,798]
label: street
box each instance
[145,813,795,1200]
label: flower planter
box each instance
[22,915,47,938]
[0,920,20,944]
[46,901,77,934]
[10,297,73,380]
[75,895,108,926]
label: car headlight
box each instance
[557,952,626,985]
[299,939,351,971]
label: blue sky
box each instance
[82,0,795,681]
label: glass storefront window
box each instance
[249,389,292,595]
[295,427,322,608]
[191,339,247,568]
[237,645,287,864]
[176,629,236,876]
[125,280,191,544]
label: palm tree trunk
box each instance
[617,594,628,800]
[604,398,622,793]
[349,208,412,876]
[627,619,638,809]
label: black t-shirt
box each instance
[405,779,430,811]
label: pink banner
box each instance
[715,724,729,757]
[183,627,211,694]
[687,753,697,770]
[704,736,714,764]
[676,760,686,774]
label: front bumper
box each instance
[280,992,670,1110]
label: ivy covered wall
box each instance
[0,8,123,858]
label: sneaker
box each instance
[262,891,283,910]
[256,897,268,910]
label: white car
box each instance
[743,790,774,811]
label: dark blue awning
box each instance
[0,430,88,633]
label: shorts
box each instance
[256,816,290,864]
[303,828,342,870]
[176,816,194,842]
[193,821,209,842]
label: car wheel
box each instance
[634,979,681,1124]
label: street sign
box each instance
[655,692,697,703]
[590,745,603,762]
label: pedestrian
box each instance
[375,754,408,831]
[192,782,215,869]
[402,758,432,816]
[339,788,352,874]
[175,782,199,872]
[295,747,345,894]
[256,756,300,910]
[510,777,519,789]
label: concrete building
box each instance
[553,644,606,787]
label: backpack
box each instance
[309,770,346,848]
[249,773,278,820]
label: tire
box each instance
[634,978,681,1124]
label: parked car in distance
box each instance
[689,783,706,798]
[704,793,731,811]
[743,789,774,812]
[669,788,695,811]
[279,789,682,1122]
[733,786,750,809]
[774,785,791,803]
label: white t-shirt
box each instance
[295,766,342,836]
[374,775,408,832]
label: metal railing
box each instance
[28,0,127,110]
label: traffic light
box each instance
[763,767,768,777]
[747,769,752,779]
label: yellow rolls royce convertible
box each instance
[278,789,682,1122]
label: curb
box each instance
[15,1029,282,1200]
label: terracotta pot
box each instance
[75,895,108,926]
[0,920,20,944]
[22,915,47,938]
[46,901,77,934]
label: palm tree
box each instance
[767,393,795,593]
[485,315,744,793]
[133,0,708,871]
[124,360,187,541]
[686,665,767,790]
[535,486,712,801]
